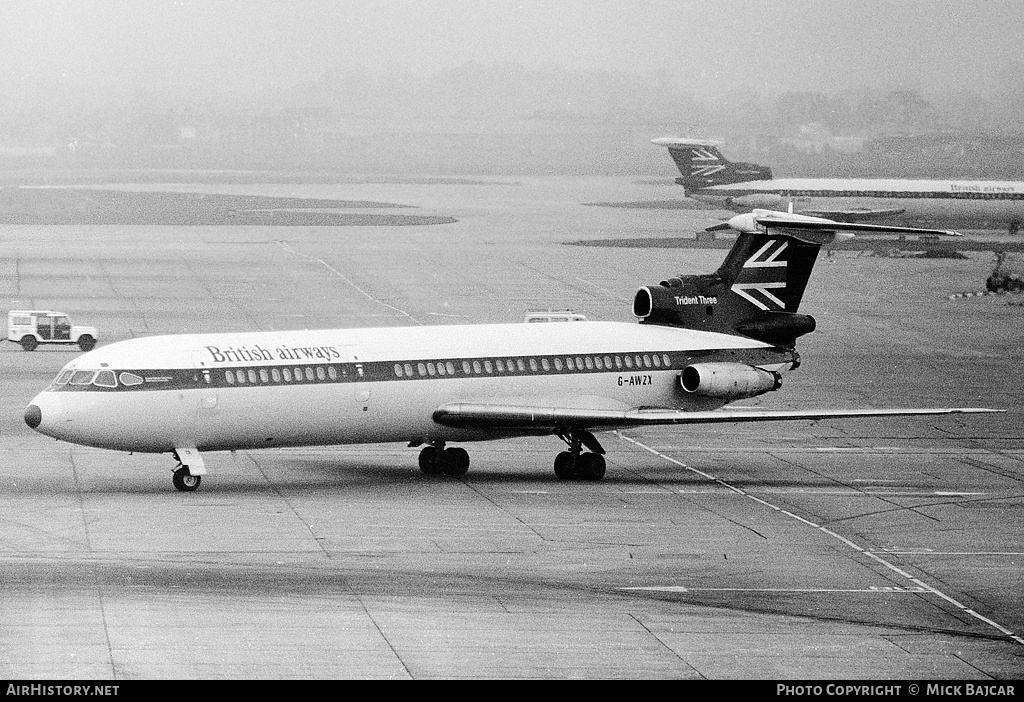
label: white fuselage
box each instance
[693,178,1024,225]
[26,321,786,455]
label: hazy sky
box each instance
[2,0,1022,104]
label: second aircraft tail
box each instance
[651,138,773,193]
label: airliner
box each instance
[23,211,1000,491]
[653,137,1024,232]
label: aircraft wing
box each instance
[798,207,906,223]
[432,402,1002,430]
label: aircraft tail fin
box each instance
[651,138,773,193]
[633,210,960,348]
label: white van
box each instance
[7,310,97,351]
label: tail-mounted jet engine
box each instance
[680,362,781,401]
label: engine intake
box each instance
[680,362,781,400]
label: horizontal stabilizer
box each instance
[433,402,1002,430]
[800,207,906,222]
[726,209,961,240]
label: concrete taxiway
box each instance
[0,176,1021,679]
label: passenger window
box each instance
[614,356,622,369]
[643,355,652,368]
[272,368,281,382]
[236,370,246,384]
[283,368,292,382]
[436,362,446,376]
[427,362,436,376]
[462,361,472,374]
[418,363,427,376]
[304,367,314,381]
[484,360,493,373]
[247,370,257,384]
[652,355,661,368]
[528,358,538,372]
[260,369,269,383]
[446,362,456,375]
[624,356,633,369]
[553,358,562,371]
[495,359,504,372]
[294,367,302,380]
[662,354,671,367]
[576,357,584,370]
[566,358,574,370]
[594,357,603,370]
[603,356,612,368]
[328,366,337,380]
[541,358,550,371]
[516,359,526,372]
[405,363,415,377]
[225,371,235,384]
[584,357,593,370]
[472,360,482,374]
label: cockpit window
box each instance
[54,369,74,386]
[119,372,144,386]
[69,370,97,385]
[93,370,117,388]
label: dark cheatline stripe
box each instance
[47,346,795,394]
[709,187,1024,201]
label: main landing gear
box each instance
[412,430,608,481]
[417,441,470,476]
[553,428,606,481]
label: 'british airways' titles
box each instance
[205,344,342,364]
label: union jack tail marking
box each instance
[731,238,789,311]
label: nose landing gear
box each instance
[171,448,206,492]
[172,466,201,492]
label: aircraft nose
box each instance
[24,404,42,429]
[24,393,64,437]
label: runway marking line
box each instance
[617,434,1024,646]
[874,550,1024,556]
[623,586,929,594]
[276,240,421,324]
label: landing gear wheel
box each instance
[20,336,38,351]
[440,447,470,476]
[418,445,443,475]
[172,467,201,492]
[578,453,606,481]
[553,451,577,480]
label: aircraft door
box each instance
[191,351,219,422]
[345,346,371,413]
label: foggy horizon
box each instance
[3,1,1024,177]
[3,1,1023,105]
